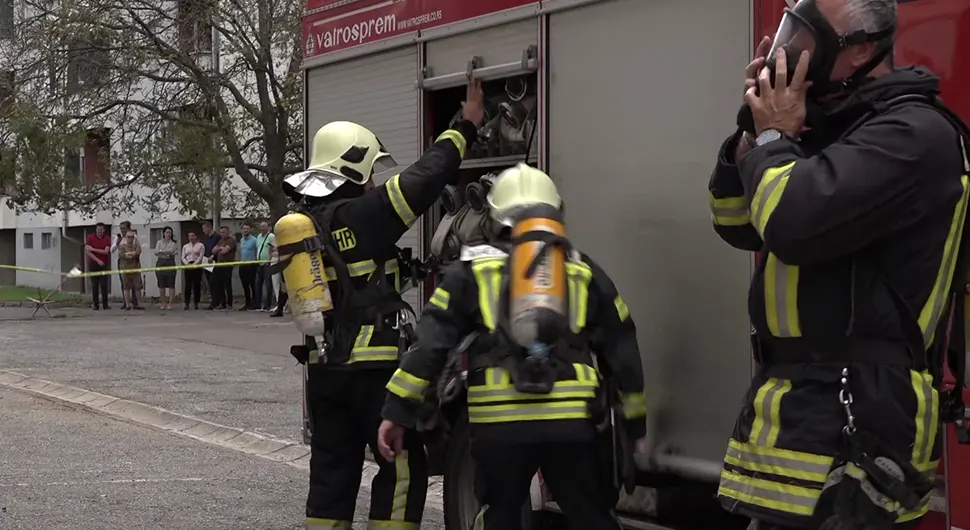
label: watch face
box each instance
[757,129,782,146]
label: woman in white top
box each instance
[181,230,206,310]
[154,227,179,310]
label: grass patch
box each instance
[0,285,85,302]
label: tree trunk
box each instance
[268,194,290,225]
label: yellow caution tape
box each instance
[0,259,270,279]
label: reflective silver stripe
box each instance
[355,325,374,349]
[764,253,801,337]
[724,442,831,482]
[823,465,899,512]
[386,369,428,400]
[467,383,595,402]
[719,471,818,514]
[711,205,750,219]
[751,167,794,235]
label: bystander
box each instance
[237,222,258,311]
[211,226,237,310]
[85,222,112,310]
[254,222,275,312]
[200,222,221,309]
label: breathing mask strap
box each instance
[833,25,896,93]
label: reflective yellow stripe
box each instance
[366,522,419,530]
[386,369,430,401]
[620,392,647,419]
[435,129,467,159]
[909,370,940,470]
[324,259,399,282]
[718,468,819,516]
[470,365,599,404]
[385,174,417,227]
[429,287,450,310]
[349,324,398,363]
[307,518,352,530]
[613,295,629,322]
[748,377,791,448]
[471,258,505,330]
[468,400,591,423]
[763,253,801,337]
[390,450,410,521]
[749,162,795,237]
[565,260,592,332]
[918,174,969,346]
[710,193,751,226]
[724,438,833,483]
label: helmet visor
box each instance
[767,11,818,74]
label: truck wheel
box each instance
[442,413,534,529]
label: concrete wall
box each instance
[14,227,63,289]
[60,227,86,293]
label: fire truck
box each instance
[300,0,970,528]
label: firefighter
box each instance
[376,165,649,530]
[281,78,485,530]
[708,0,969,528]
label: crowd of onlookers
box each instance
[84,220,289,317]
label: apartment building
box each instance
[0,0,266,299]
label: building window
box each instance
[41,232,52,249]
[64,148,81,182]
[66,39,109,94]
[0,69,13,112]
[83,128,110,184]
[177,0,213,54]
[0,0,13,40]
[22,232,32,249]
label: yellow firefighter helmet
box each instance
[283,121,398,199]
[486,163,562,224]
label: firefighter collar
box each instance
[460,244,508,261]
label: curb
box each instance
[0,370,443,507]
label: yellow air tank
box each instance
[508,203,569,348]
[274,213,333,346]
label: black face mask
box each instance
[737,0,895,135]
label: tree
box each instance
[0,0,304,221]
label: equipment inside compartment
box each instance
[427,73,538,160]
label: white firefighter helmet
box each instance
[283,121,397,198]
[486,163,562,224]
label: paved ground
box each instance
[0,308,445,530]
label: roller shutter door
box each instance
[306,45,420,310]
[424,18,537,86]
[548,0,752,464]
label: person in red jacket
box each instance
[84,222,112,310]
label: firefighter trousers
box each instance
[306,367,428,530]
[471,438,622,530]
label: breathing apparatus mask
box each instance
[737,0,895,134]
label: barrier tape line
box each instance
[0,260,270,279]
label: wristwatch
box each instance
[755,129,783,147]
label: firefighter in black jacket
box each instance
[281,79,485,530]
[376,165,648,530]
[710,0,969,529]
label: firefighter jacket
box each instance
[708,67,969,527]
[381,245,648,444]
[303,120,479,369]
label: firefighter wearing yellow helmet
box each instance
[275,79,485,530]
[378,164,650,530]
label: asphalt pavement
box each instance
[0,307,446,530]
